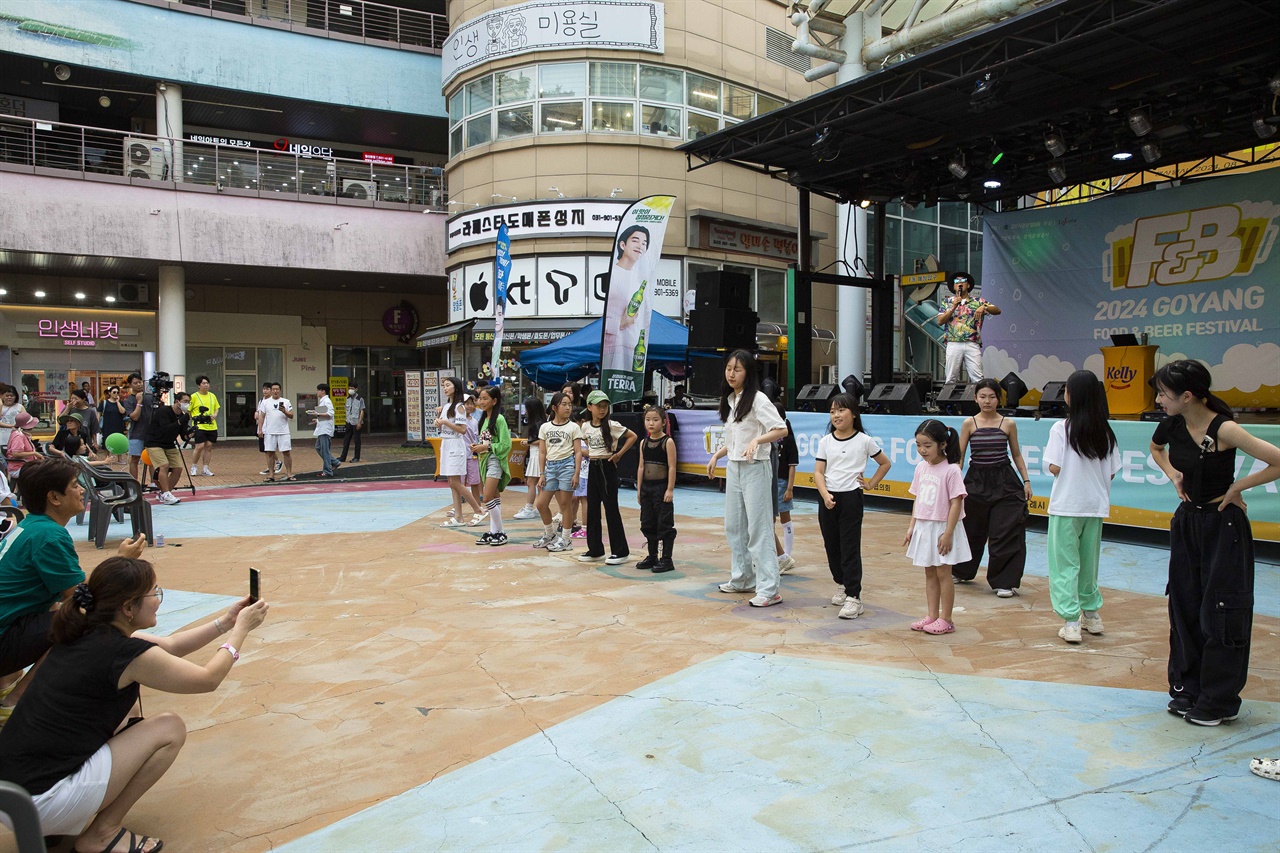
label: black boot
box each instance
[636,543,658,571]
[654,533,676,573]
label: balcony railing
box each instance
[127,0,447,52]
[0,115,449,210]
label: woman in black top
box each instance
[1149,361,1280,727]
[0,557,268,852]
[99,386,128,461]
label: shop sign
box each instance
[382,301,420,343]
[707,222,799,260]
[443,0,664,87]
[0,92,59,121]
[187,134,253,148]
[273,138,334,159]
[446,200,630,252]
[363,152,395,164]
[418,330,463,348]
[472,329,572,344]
[37,319,119,346]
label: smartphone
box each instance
[249,567,260,604]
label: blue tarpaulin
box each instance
[518,313,689,389]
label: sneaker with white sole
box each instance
[190,465,199,476]
[838,597,865,619]
[748,594,782,607]
[718,582,754,594]
[570,526,586,539]
[576,553,606,563]
[1185,708,1239,727]
[547,534,573,552]
[605,554,629,566]
[1059,622,1082,644]
[532,532,556,549]
[831,590,849,606]
[160,491,181,505]
[275,461,284,473]
[202,466,215,477]
[512,505,539,520]
[1081,611,1104,635]
[552,513,562,525]
[488,532,508,546]
[778,554,796,574]
[475,532,494,545]
[259,468,271,475]
[994,588,1016,598]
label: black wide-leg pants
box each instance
[586,458,629,558]
[952,465,1028,589]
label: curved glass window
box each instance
[540,63,587,98]
[466,76,493,115]
[496,67,535,104]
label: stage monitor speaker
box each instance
[694,270,751,309]
[687,354,724,399]
[936,382,979,416]
[795,384,837,410]
[688,308,758,351]
[1038,381,1067,417]
[866,382,923,415]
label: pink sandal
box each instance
[910,617,935,631]
[922,618,955,635]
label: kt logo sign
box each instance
[1105,203,1279,289]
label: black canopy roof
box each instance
[679,0,1280,205]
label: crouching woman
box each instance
[0,557,268,853]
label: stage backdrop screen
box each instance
[980,169,1280,408]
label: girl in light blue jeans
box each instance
[707,350,789,607]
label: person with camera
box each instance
[261,382,295,481]
[310,383,341,477]
[187,375,220,478]
[143,391,191,506]
[50,412,92,460]
[99,386,128,464]
[338,382,365,463]
[122,374,154,484]
[0,555,268,851]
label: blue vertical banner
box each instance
[491,223,511,384]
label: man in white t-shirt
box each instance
[310,383,341,477]
[254,382,280,476]
[260,382,294,481]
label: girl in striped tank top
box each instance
[953,378,1033,596]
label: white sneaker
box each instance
[1059,622,1082,644]
[577,553,606,563]
[190,465,199,476]
[513,505,539,520]
[1081,611,1104,635]
[605,554,629,566]
[202,466,215,477]
[160,491,181,505]
[748,594,782,607]
[831,590,849,606]
[779,554,796,574]
[547,534,573,552]
[838,597,865,619]
[532,532,556,549]
[994,588,1016,598]
[275,461,284,473]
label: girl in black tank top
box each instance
[1149,360,1280,726]
[635,407,678,572]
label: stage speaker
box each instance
[866,382,923,415]
[1038,381,1067,417]
[688,308,758,351]
[936,382,979,416]
[795,384,837,410]
[687,354,724,399]
[694,270,751,309]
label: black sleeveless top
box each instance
[1152,414,1236,505]
[642,436,669,480]
[968,417,1010,467]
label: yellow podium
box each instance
[1100,345,1158,415]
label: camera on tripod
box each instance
[192,405,213,426]
[148,372,174,395]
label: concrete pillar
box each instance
[836,12,868,385]
[157,265,186,387]
[156,82,183,183]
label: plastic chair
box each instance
[0,781,44,853]
[75,458,153,548]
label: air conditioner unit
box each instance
[820,364,839,385]
[123,137,170,181]
[341,179,374,199]
[114,282,150,304]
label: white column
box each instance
[836,12,868,385]
[156,82,183,183]
[157,265,187,386]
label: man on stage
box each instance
[936,272,1000,383]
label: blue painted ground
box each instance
[280,652,1280,852]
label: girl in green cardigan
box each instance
[471,385,512,546]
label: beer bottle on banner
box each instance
[632,330,647,372]
[625,280,646,317]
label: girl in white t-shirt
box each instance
[814,395,891,620]
[1043,370,1120,645]
[435,377,484,527]
[904,419,970,635]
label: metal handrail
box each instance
[0,115,448,210]
[129,0,448,51]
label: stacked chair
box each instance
[74,457,153,548]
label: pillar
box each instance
[156,82,183,183]
[157,265,186,387]
[836,12,868,385]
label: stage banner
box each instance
[492,223,511,384]
[600,194,676,404]
[671,411,1279,541]
[980,169,1280,408]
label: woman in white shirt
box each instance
[706,350,789,607]
[0,385,26,448]
[435,377,484,526]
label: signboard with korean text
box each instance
[442,0,664,87]
[445,200,631,252]
[405,371,423,442]
[0,307,154,352]
[705,222,801,260]
[328,376,348,429]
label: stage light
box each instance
[858,199,871,209]
[982,177,1002,189]
[841,374,865,402]
[970,73,1000,111]
[1000,372,1029,407]
[1044,130,1066,158]
[1140,140,1161,163]
[947,151,968,179]
[1047,160,1067,184]
[1253,112,1277,139]
[34,290,46,298]
[1112,150,1134,161]
[1127,107,1153,137]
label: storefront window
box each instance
[541,102,584,133]
[539,63,587,98]
[903,220,936,272]
[448,93,463,124]
[223,347,253,372]
[591,102,634,133]
[257,347,283,387]
[939,228,969,276]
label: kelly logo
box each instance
[1105,202,1279,290]
[1106,365,1136,389]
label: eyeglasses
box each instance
[142,585,164,604]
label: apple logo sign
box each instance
[470,274,490,312]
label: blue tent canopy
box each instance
[518,313,689,389]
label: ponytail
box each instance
[1150,360,1235,421]
[915,419,961,464]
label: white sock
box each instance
[487,498,502,534]
[783,522,794,556]
[545,523,556,536]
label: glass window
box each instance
[641,105,681,137]
[467,115,492,146]
[448,93,463,125]
[465,75,493,115]
[541,102,584,133]
[257,347,283,388]
[639,65,683,103]
[686,74,720,113]
[939,228,968,277]
[590,62,636,97]
[686,111,718,140]
[939,201,969,228]
[969,231,983,278]
[497,105,535,140]
[496,67,534,104]
[757,94,784,115]
[591,102,634,133]
[724,85,755,120]
[449,125,463,158]
[903,220,936,272]
[539,63,587,98]
[223,347,253,371]
[756,269,786,324]
[903,203,937,223]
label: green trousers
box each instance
[1047,515,1104,621]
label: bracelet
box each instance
[213,616,226,634]
[219,643,239,663]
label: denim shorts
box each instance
[543,456,575,492]
[776,477,794,514]
[128,438,144,457]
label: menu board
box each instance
[405,371,423,442]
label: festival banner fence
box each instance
[668,410,1279,542]
[979,168,1280,408]
[600,195,675,404]
[491,223,511,384]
